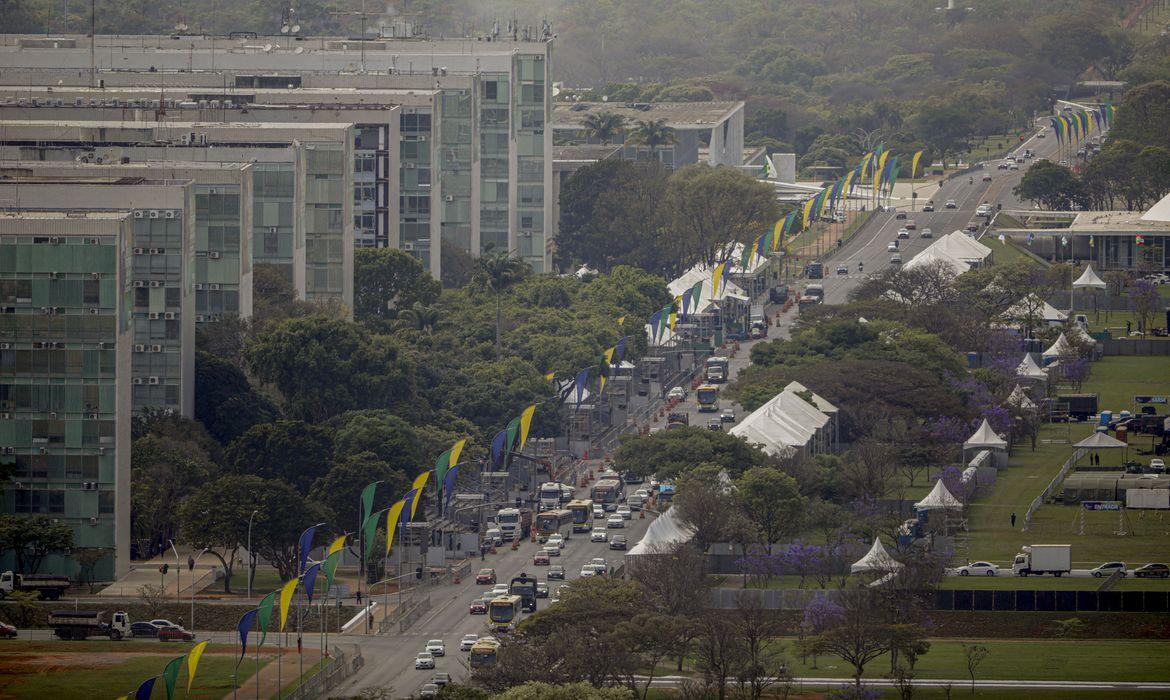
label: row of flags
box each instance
[557,338,629,404]
[1049,105,1114,146]
[118,641,209,700]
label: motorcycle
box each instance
[857,261,864,272]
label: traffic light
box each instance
[159,563,169,575]
[514,497,522,508]
[415,566,423,580]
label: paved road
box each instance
[333,494,656,697]
[645,676,1170,692]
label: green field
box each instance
[647,690,1167,699]
[0,642,267,699]
[958,134,1018,164]
[979,233,1047,268]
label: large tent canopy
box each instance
[628,504,695,556]
[1006,384,1037,409]
[1073,266,1106,290]
[914,479,963,511]
[1073,432,1127,450]
[850,536,903,574]
[1016,354,1048,380]
[1042,332,1076,359]
[964,418,1007,449]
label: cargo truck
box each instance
[0,571,70,600]
[1012,544,1072,577]
[705,357,730,383]
[495,507,533,541]
[47,610,129,640]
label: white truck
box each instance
[1,570,70,600]
[48,610,129,640]
[539,482,563,510]
[1012,544,1072,577]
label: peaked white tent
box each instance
[1016,353,1048,381]
[1072,432,1127,450]
[1073,266,1106,290]
[1042,332,1076,359]
[850,536,903,574]
[1004,294,1068,326]
[628,505,696,557]
[1006,384,1037,409]
[964,419,1007,450]
[914,479,963,511]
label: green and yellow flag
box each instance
[256,589,277,646]
[385,498,406,556]
[278,577,298,631]
[322,534,347,596]
[801,196,816,229]
[162,654,185,700]
[409,471,430,520]
[186,641,210,694]
[911,150,924,179]
[711,262,727,297]
[433,449,452,487]
[544,371,555,381]
[771,217,786,251]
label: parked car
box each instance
[547,565,565,580]
[130,621,162,638]
[158,626,195,642]
[957,561,999,576]
[920,228,933,238]
[1150,458,1166,472]
[606,514,624,529]
[1134,563,1170,578]
[425,639,445,657]
[616,505,632,520]
[535,581,549,598]
[149,619,178,628]
[415,652,436,670]
[0,622,17,639]
[945,199,957,209]
[591,527,608,543]
[475,568,497,585]
[610,535,628,551]
[1090,562,1127,578]
[533,551,550,566]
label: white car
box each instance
[415,652,436,670]
[897,228,910,239]
[635,489,650,499]
[920,228,933,238]
[606,514,624,529]
[1150,458,1166,472]
[667,386,686,400]
[887,241,899,252]
[579,564,606,577]
[543,545,561,558]
[944,199,957,209]
[425,639,445,657]
[547,534,565,549]
[460,634,479,651]
[590,558,607,568]
[957,561,999,577]
[492,583,509,596]
[1090,562,1127,578]
[616,505,632,520]
[590,527,608,543]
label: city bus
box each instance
[697,384,719,412]
[488,594,523,632]
[567,499,594,533]
[534,509,573,542]
[591,479,622,511]
[509,573,538,612]
[469,637,501,670]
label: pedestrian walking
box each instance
[355,590,362,606]
[1010,512,1017,528]
[480,547,486,561]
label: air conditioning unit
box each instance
[0,412,10,420]
[149,248,160,255]
[148,376,160,385]
[88,308,99,315]
[49,412,56,419]
[193,283,204,290]
[133,344,145,352]
[402,242,415,251]
[133,247,145,255]
[0,342,8,349]
[269,227,278,234]
[32,341,45,350]
[147,312,160,320]
[134,210,145,218]
[39,447,47,454]
[49,237,63,245]
[444,195,454,202]
[88,412,98,420]
[164,210,177,219]
[209,251,221,260]
[209,283,221,291]
[91,271,100,279]
[1,447,13,455]
[132,377,143,385]
[134,280,146,288]
[89,517,99,526]
[98,447,106,455]
[150,344,162,352]
[149,280,161,287]
[97,342,109,350]
[163,312,176,320]
[405,162,416,169]
[54,342,65,349]
[208,188,218,195]
[89,238,101,245]
[48,271,59,280]
[148,210,160,219]
[195,315,205,322]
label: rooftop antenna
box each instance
[329,0,375,71]
[88,0,95,88]
[280,7,301,36]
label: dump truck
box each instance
[47,610,130,640]
[0,571,70,600]
[1012,544,1072,577]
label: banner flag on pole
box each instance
[443,466,461,512]
[296,525,318,577]
[303,562,323,605]
[278,578,298,631]
[433,450,452,487]
[162,654,185,700]
[385,498,406,556]
[186,640,210,694]
[134,677,157,700]
[359,482,379,528]
[614,337,627,365]
[322,534,347,597]
[256,590,277,647]
[362,509,384,563]
[518,407,536,451]
[505,416,521,457]
[237,608,259,659]
[574,367,590,404]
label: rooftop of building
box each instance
[0,118,354,130]
[1070,209,1170,232]
[552,101,743,129]
[0,85,437,100]
[0,32,552,53]
[0,209,129,220]
[0,160,249,171]
[553,144,623,162]
[0,175,185,186]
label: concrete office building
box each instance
[551,101,746,170]
[0,211,133,580]
[0,31,557,275]
[0,119,353,310]
[0,160,255,324]
[0,177,196,417]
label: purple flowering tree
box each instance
[735,544,783,588]
[799,593,844,667]
[781,540,825,589]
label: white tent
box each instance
[1072,266,1106,290]
[933,231,993,263]
[729,384,833,459]
[964,419,1007,450]
[904,246,970,275]
[1042,332,1076,359]
[1016,354,1048,381]
[627,505,696,556]
[850,536,903,574]
[1072,432,1127,450]
[1004,294,1068,326]
[1006,384,1037,409]
[914,479,963,511]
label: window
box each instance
[484,81,498,101]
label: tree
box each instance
[310,453,410,528]
[75,548,113,592]
[0,515,74,574]
[472,251,531,361]
[614,427,776,482]
[247,478,334,581]
[353,247,441,328]
[1110,80,1170,150]
[1012,161,1084,210]
[962,643,989,694]
[673,466,732,552]
[1,590,41,628]
[130,434,217,560]
[810,586,897,690]
[627,542,709,672]
[225,420,334,494]
[662,164,783,270]
[731,592,789,700]
[910,99,976,167]
[693,609,743,700]
[193,350,278,444]
[493,683,634,700]
[581,111,627,144]
[628,118,677,153]
[1130,278,1161,334]
[396,302,442,334]
[177,475,270,593]
[734,467,806,554]
[245,315,418,422]
[137,584,169,619]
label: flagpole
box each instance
[254,633,260,700]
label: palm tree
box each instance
[629,118,677,158]
[581,111,626,144]
[396,302,441,334]
[472,250,529,361]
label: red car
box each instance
[468,600,487,615]
[157,626,195,642]
[0,622,17,639]
[475,568,497,585]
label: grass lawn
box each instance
[0,641,266,699]
[959,134,1017,163]
[645,690,1168,699]
[980,233,1047,268]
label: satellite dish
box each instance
[263,43,273,53]
[294,46,304,54]
[601,95,608,102]
[280,24,290,34]
[291,24,301,34]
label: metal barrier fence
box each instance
[376,592,415,634]
[1022,447,1085,530]
[934,588,1170,613]
[709,587,840,610]
[284,644,364,700]
[398,595,433,633]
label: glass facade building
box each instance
[0,211,133,580]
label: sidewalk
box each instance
[228,644,323,700]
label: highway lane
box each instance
[334,497,657,697]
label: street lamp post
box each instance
[167,540,180,600]
[190,547,210,632]
[246,509,259,599]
